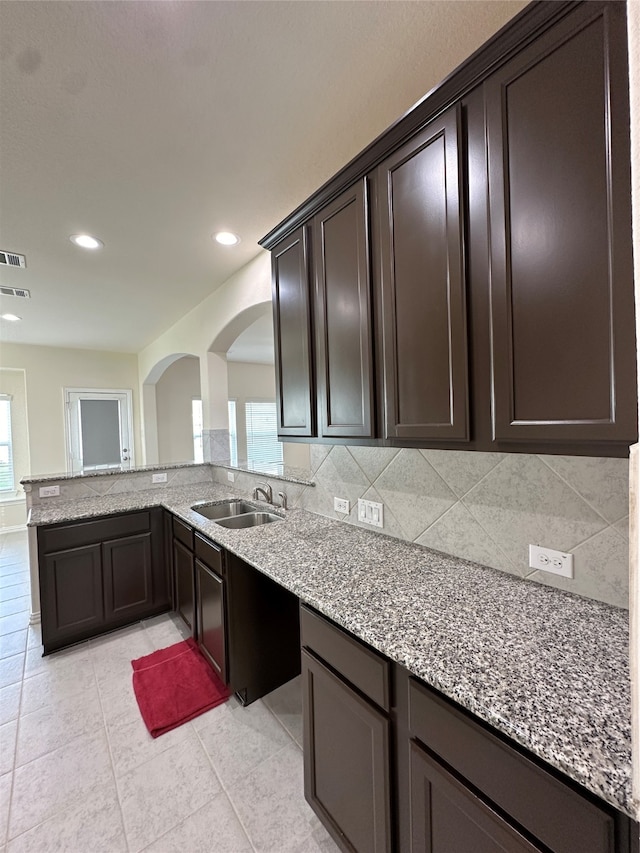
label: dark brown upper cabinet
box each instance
[261,2,637,457]
[485,2,636,446]
[376,104,469,443]
[313,181,375,439]
[271,226,315,437]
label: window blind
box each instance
[0,396,14,491]
[245,401,282,470]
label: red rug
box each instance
[131,638,231,738]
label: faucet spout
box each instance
[252,482,273,503]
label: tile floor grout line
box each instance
[192,720,286,853]
[2,541,27,850]
[93,645,135,853]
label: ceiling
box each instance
[0,0,526,356]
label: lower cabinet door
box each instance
[102,532,153,624]
[195,558,226,682]
[173,538,195,634]
[41,544,104,651]
[302,649,391,853]
[410,742,542,853]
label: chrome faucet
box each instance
[252,482,273,503]
[277,491,287,510]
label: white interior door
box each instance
[65,389,134,474]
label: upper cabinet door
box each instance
[377,104,469,442]
[271,227,315,437]
[486,3,637,445]
[313,181,375,439]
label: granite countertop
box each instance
[28,483,635,820]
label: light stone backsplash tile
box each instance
[375,451,457,541]
[26,466,214,508]
[416,502,517,576]
[301,445,630,609]
[539,455,630,525]
[614,516,630,540]
[202,428,231,464]
[420,449,506,499]
[348,446,400,482]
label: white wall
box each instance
[156,356,201,464]
[138,252,272,430]
[0,342,140,476]
[0,368,29,529]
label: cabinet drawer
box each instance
[408,678,616,853]
[39,511,151,554]
[195,533,224,576]
[172,517,194,550]
[300,605,390,711]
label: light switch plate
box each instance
[152,472,168,484]
[357,498,384,528]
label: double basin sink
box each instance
[191,500,282,529]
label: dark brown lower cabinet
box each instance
[38,509,167,654]
[407,677,634,853]
[167,521,300,703]
[195,556,226,681]
[173,538,195,634]
[410,743,541,853]
[41,544,104,647]
[302,649,391,853]
[102,532,153,624]
[301,609,638,853]
[301,604,392,853]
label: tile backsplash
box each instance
[25,464,215,507]
[25,448,630,609]
[292,447,629,609]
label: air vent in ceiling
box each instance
[0,286,30,299]
[0,251,26,268]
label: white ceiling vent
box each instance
[0,286,30,299]
[0,251,26,269]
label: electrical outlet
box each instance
[357,498,384,528]
[529,545,574,578]
[227,471,235,482]
[39,485,60,498]
[334,497,350,514]
[152,472,168,484]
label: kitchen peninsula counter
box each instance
[27,481,634,821]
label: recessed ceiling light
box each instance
[1,313,21,322]
[70,234,104,250]
[214,231,240,246]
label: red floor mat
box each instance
[131,638,231,737]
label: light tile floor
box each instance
[0,530,340,853]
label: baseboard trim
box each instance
[0,524,27,535]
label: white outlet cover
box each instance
[334,497,350,514]
[227,471,235,482]
[529,544,574,579]
[39,485,60,497]
[152,472,168,484]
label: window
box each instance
[192,399,203,463]
[0,396,14,491]
[245,400,283,472]
[228,400,238,466]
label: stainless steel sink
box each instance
[214,512,282,529]
[191,500,256,520]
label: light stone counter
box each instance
[27,482,634,821]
